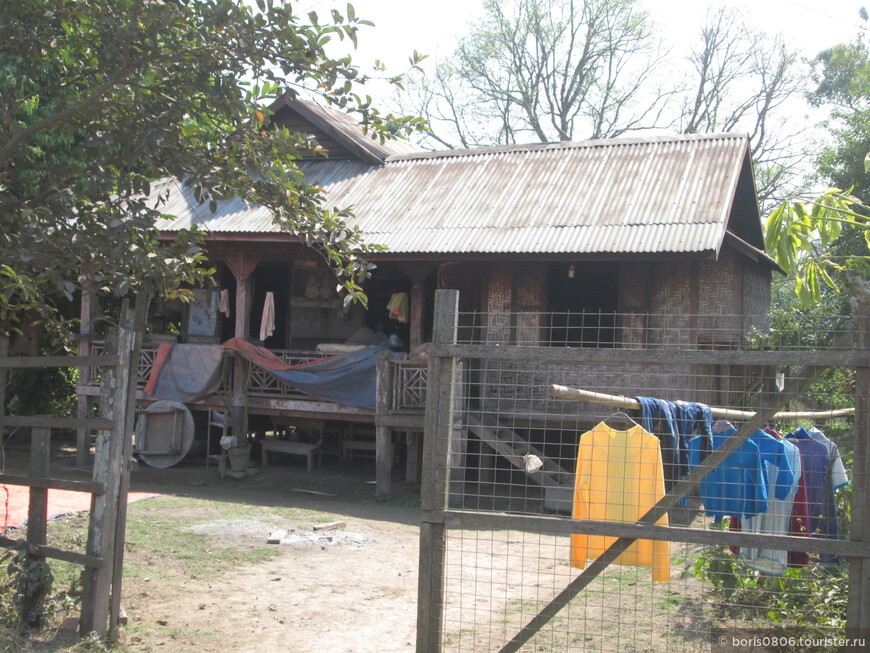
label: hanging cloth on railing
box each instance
[570,421,671,582]
[259,291,275,341]
[635,396,679,491]
[723,427,797,575]
[387,292,408,323]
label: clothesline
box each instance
[548,384,855,421]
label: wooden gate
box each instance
[417,290,870,652]
[0,313,140,638]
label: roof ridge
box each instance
[387,132,749,162]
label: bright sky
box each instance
[305,0,869,75]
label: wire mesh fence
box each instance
[418,299,867,652]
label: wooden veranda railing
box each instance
[85,343,430,416]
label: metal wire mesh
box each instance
[450,310,855,351]
[422,309,863,652]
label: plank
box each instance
[0,354,122,369]
[0,474,104,494]
[0,415,115,430]
[435,343,865,367]
[443,510,870,559]
[0,536,104,568]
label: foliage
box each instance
[764,188,870,307]
[692,546,848,635]
[2,544,54,631]
[4,367,78,422]
[809,34,870,201]
[0,0,425,344]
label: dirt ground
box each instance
[2,437,426,653]
[123,458,423,653]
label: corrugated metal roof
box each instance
[152,132,756,256]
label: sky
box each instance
[303,0,870,76]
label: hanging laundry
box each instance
[688,424,769,525]
[785,427,849,563]
[788,477,811,567]
[733,428,799,575]
[259,291,275,342]
[387,292,409,323]
[635,396,679,491]
[673,401,713,472]
[570,421,670,582]
[219,288,230,318]
[807,426,850,491]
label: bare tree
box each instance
[395,1,810,205]
[398,0,668,148]
[677,7,810,205]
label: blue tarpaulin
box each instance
[146,339,395,410]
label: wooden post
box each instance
[79,317,135,637]
[848,300,870,629]
[76,274,96,466]
[0,336,7,466]
[26,427,50,547]
[109,298,145,638]
[375,350,392,495]
[405,432,420,483]
[416,289,459,652]
[401,262,435,352]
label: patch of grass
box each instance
[365,492,420,507]
[0,493,354,651]
[121,497,283,577]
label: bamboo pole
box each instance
[549,384,855,420]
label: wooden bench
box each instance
[261,439,320,472]
[341,439,395,464]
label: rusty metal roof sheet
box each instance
[153,132,758,256]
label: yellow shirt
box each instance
[570,422,670,582]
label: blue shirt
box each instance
[689,428,768,523]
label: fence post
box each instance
[26,427,50,548]
[416,289,459,652]
[109,298,145,637]
[848,302,870,629]
[79,318,135,637]
[375,350,392,495]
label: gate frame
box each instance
[0,302,142,639]
[416,289,870,651]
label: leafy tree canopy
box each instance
[765,188,870,307]
[809,36,870,200]
[0,0,423,344]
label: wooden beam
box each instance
[0,354,121,369]
[434,343,867,368]
[0,537,104,568]
[0,475,104,495]
[0,416,115,430]
[416,289,459,653]
[443,510,870,559]
[375,351,392,495]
